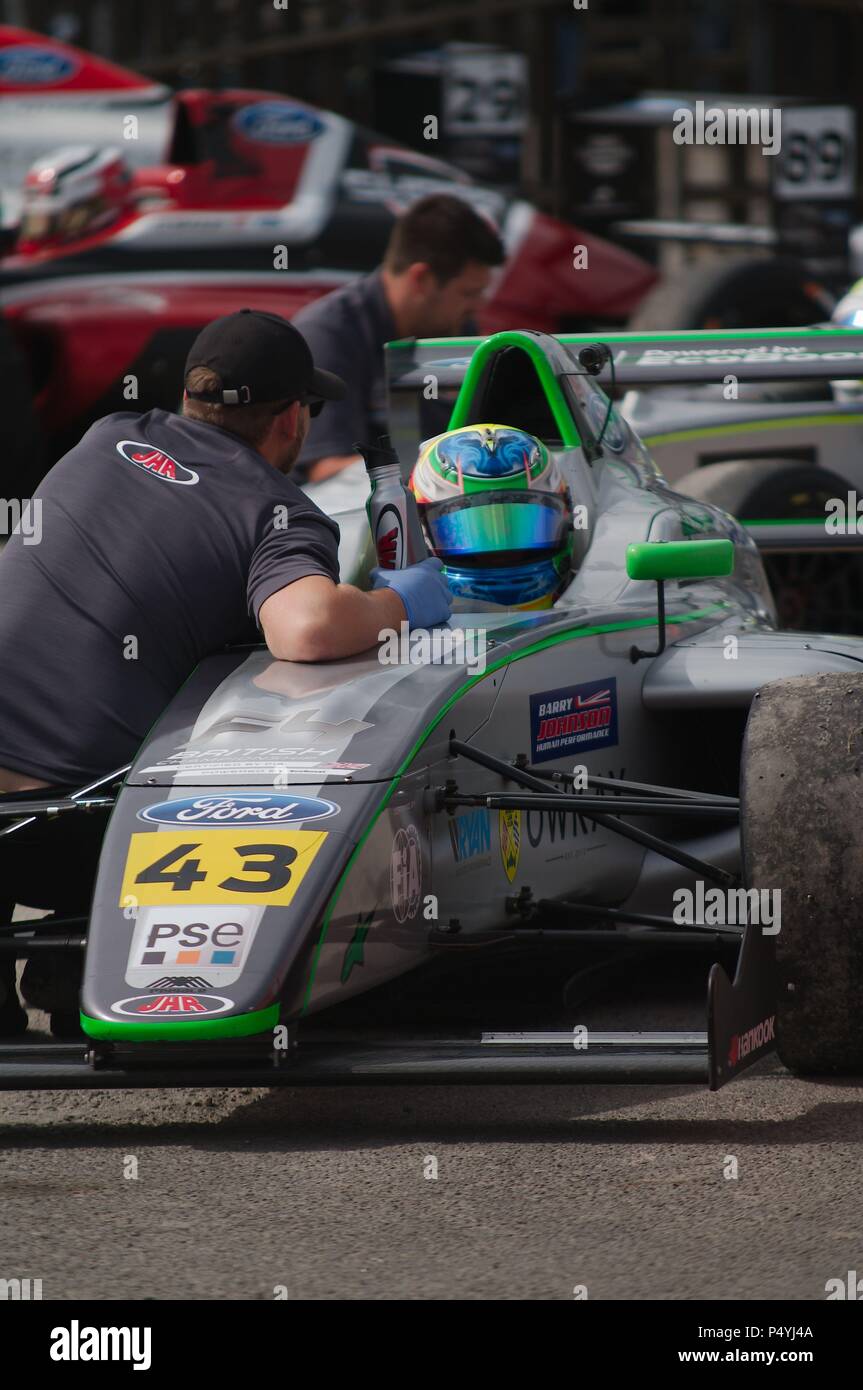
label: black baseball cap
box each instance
[184,308,346,407]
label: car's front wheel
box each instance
[741,672,863,1073]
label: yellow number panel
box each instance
[120,829,328,907]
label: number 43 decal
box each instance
[120,830,328,907]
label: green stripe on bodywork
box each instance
[446,331,581,446]
[80,1003,280,1042]
[301,599,729,1013]
[643,414,863,448]
[388,327,863,352]
[301,777,400,1013]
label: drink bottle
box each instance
[358,434,427,569]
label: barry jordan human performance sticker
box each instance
[530,678,619,764]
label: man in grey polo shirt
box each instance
[293,193,505,483]
[0,308,451,1034]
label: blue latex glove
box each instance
[371,557,453,629]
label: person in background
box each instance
[292,192,506,484]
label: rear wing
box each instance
[385,325,863,392]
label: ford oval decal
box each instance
[0,47,78,85]
[139,793,339,827]
[232,102,324,144]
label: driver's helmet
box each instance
[410,424,572,609]
[832,277,863,328]
[829,279,863,401]
[17,146,134,252]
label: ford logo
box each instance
[232,102,324,145]
[0,47,78,85]
[139,794,339,827]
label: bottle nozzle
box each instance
[355,435,400,473]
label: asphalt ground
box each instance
[0,946,860,1302]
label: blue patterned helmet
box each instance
[410,424,572,609]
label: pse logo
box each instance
[233,102,324,144]
[115,441,199,485]
[129,917,255,971]
[139,794,339,828]
[125,906,262,988]
[0,46,78,85]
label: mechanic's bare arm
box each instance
[260,574,405,662]
[306,454,361,483]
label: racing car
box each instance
[384,324,863,637]
[616,327,863,636]
[0,24,655,493]
[1,326,861,1092]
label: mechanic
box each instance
[292,192,505,483]
[0,307,451,1035]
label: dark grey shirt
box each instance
[293,269,396,477]
[0,409,340,784]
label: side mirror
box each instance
[626,539,734,583]
[625,539,734,661]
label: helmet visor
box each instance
[19,196,108,246]
[423,490,570,566]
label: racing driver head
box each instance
[410,424,573,608]
[16,145,135,254]
[828,280,863,401]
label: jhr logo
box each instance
[0,1277,42,1300]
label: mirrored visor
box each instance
[423,490,570,563]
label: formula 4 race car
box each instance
[385,324,863,638]
[615,327,863,636]
[0,24,655,494]
[2,326,862,1092]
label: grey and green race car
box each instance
[2,326,862,1092]
[386,325,863,635]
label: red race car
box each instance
[0,25,656,490]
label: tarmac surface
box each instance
[0,948,860,1302]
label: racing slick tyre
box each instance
[674,459,863,633]
[627,255,834,331]
[741,673,863,1074]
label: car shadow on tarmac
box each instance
[1,946,861,1150]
